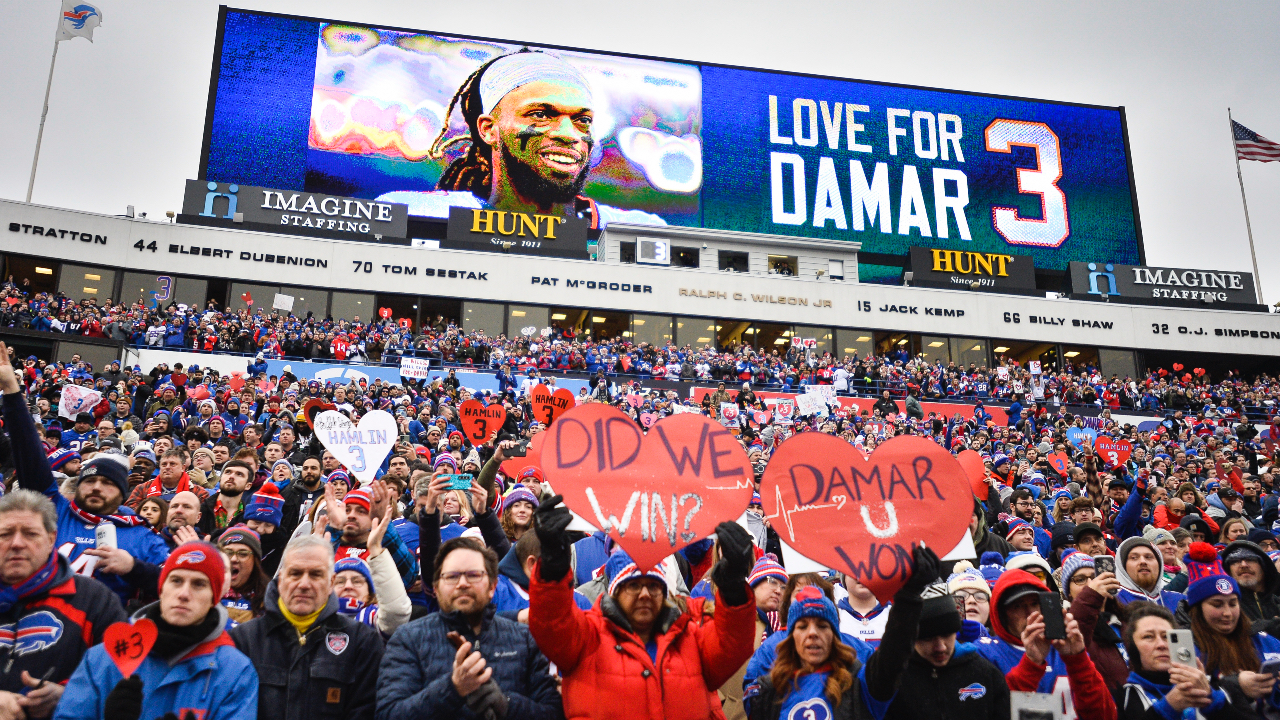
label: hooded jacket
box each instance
[492,545,592,614]
[972,570,1116,720]
[1065,584,1130,696]
[1118,670,1234,720]
[883,644,1010,720]
[55,605,258,720]
[1114,537,1186,611]
[528,559,756,720]
[1221,540,1280,628]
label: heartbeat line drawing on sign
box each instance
[704,478,754,491]
[765,485,845,542]
[764,486,897,541]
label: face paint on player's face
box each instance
[485,81,594,208]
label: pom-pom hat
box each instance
[1184,541,1238,606]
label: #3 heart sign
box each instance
[459,399,506,444]
[314,410,397,484]
[640,412,658,428]
[1066,427,1097,451]
[530,385,575,425]
[760,434,971,602]
[1047,452,1071,476]
[543,403,753,571]
[956,449,988,497]
[103,619,157,678]
[1094,436,1132,468]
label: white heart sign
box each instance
[59,385,103,420]
[314,409,397,484]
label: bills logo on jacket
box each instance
[326,631,349,655]
[786,697,830,720]
[958,683,987,701]
[0,611,65,655]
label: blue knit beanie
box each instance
[786,585,840,635]
[335,557,376,596]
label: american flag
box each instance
[1233,120,1280,162]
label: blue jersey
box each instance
[60,429,97,451]
[45,489,171,604]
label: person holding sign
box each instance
[55,542,259,720]
[528,496,758,720]
[744,543,938,720]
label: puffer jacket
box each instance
[229,582,384,720]
[55,605,258,720]
[375,604,562,720]
[528,560,756,720]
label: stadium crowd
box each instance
[3,289,1280,718]
[3,284,1279,420]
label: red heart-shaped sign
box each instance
[760,433,970,602]
[752,410,771,426]
[459,399,506,444]
[1172,363,1184,372]
[1158,368,1168,377]
[1194,368,1206,377]
[501,432,546,479]
[188,386,210,402]
[379,307,393,319]
[5,297,19,306]
[103,619,157,678]
[625,394,643,409]
[530,385,575,425]
[543,403,753,571]
[640,412,657,428]
[1047,452,1071,476]
[171,373,188,387]
[397,318,412,330]
[226,373,245,392]
[240,292,253,305]
[1094,436,1132,468]
[300,398,337,430]
[955,449,988,497]
[1183,373,1192,383]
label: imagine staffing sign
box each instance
[180,180,408,241]
[1068,261,1259,307]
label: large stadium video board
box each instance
[201,8,1144,271]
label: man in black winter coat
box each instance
[884,595,1010,719]
[231,534,384,720]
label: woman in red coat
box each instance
[529,495,759,720]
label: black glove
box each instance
[710,521,755,607]
[533,494,573,582]
[104,676,144,720]
[895,544,941,600]
[464,679,510,720]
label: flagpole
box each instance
[26,37,61,204]
[1229,107,1264,304]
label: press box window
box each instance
[719,250,748,273]
[827,260,844,280]
[619,241,636,264]
[636,238,670,266]
[671,246,700,268]
[768,255,797,276]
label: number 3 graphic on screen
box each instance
[984,119,1070,248]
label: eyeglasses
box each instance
[953,590,989,604]
[618,581,666,597]
[439,570,488,586]
[224,550,254,561]
[757,577,785,589]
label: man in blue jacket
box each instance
[55,542,259,720]
[376,536,562,720]
[0,347,170,606]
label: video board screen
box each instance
[202,8,1143,270]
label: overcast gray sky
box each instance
[3,1,1278,303]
